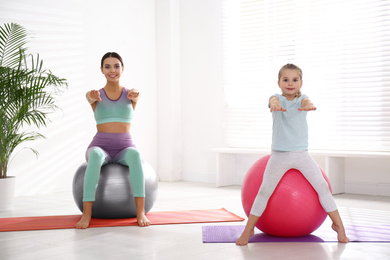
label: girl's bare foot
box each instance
[236,214,260,245]
[76,214,91,229]
[235,227,255,245]
[137,212,150,227]
[328,210,349,243]
[332,223,349,243]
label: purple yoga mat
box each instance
[202,224,390,243]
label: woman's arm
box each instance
[127,88,140,110]
[86,90,101,110]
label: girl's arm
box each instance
[299,98,317,111]
[269,96,286,112]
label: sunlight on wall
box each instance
[0,0,87,196]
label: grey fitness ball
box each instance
[72,161,158,219]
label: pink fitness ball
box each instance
[241,154,331,237]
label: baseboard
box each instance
[181,172,216,184]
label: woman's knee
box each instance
[120,148,141,163]
[87,147,106,163]
[126,147,140,157]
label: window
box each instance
[222,0,390,152]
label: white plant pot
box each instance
[0,176,16,211]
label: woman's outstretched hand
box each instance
[128,88,140,102]
[90,90,101,102]
[86,90,101,104]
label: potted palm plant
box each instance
[0,23,67,210]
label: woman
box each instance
[76,52,149,229]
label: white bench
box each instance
[212,148,390,194]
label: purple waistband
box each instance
[86,132,136,160]
[90,132,133,139]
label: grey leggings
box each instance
[250,150,337,216]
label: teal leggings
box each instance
[83,147,145,202]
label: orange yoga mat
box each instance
[0,208,244,232]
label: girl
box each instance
[76,52,150,229]
[236,64,349,245]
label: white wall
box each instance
[179,0,225,183]
[155,0,225,183]
[155,0,182,181]
[0,0,157,196]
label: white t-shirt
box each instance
[270,94,309,151]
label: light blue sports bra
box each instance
[94,87,134,125]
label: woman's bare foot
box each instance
[235,227,255,245]
[76,214,91,229]
[137,212,151,227]
[332,223,349,243]
[134,197,150,227]
[76,201,93,229]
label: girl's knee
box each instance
[257,186,274,200]
[319,179,331,193]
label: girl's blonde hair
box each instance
[278,63,303,97]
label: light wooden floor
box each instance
[1,181,390,260]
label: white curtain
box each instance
[222,0,390,152]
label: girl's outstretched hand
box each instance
[270,104,287,112]
[128,88,140,102]
[298,104,317,111]
[269,96,287,112]
[299,98,316,111]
